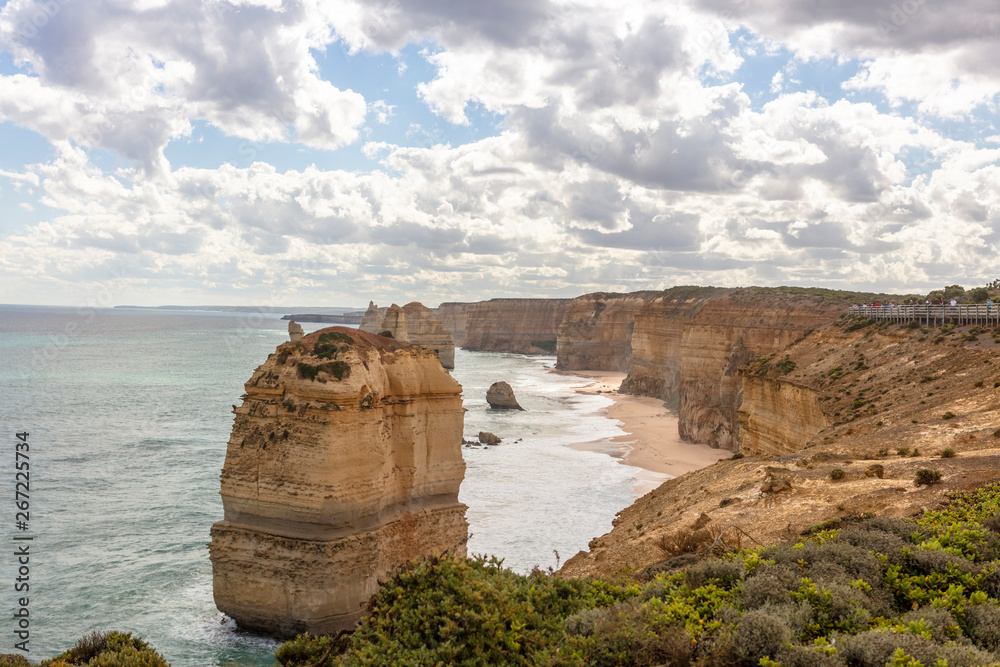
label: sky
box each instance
[0,0,998,307]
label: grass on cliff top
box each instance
[275,480,1000,667]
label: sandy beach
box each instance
[557,370,730,490]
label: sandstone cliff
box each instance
[675,289,847,449]
[619,287,733,401]
[434,302,469,347]
[556,292,661,371]
[209,327,467,637]
[461,299,572,355]
[400,302,456,369]
[564,317,1000,578]
[359,302,386,334]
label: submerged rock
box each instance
[486,381,524,411]
[209,327,468,637]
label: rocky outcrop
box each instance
[486,381,524,410]
[619,287,733,404]
[737,376,829,456]
[359,301,385,334]
[368,303,455,369]
[434,303,469,347]
[478,432,501,445]
[401,303,456,369]
[461,299,572,355]
[675,290,847,450]
[209,327,468,637]
[556,292,661,371]
[288,321,304,342]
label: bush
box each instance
[942,411,956,420]
[941,448,955,458]
[730,452,744,460]
[733,608,793,665]
[915,469,942,486]
[865,464,884,479]
[830,469,846,481]
[42,632,169,667]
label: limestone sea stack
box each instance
[358,301,384,334]
[486,381,524,410]
[209,327,468,637]
[288,321,304,341]
[376,303,456,369]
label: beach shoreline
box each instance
[553,369,730,491]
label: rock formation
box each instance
[288,321,304,342]
[209,327,468,637]
[556,292,661,371]
[358,301,385,334]
[434,302,469,347]
[374,303,455,369]
[486,381,524,410]
[675,290,846,450]
[478,431,501,445]
[401,303,455,369]
[461,299,572,354]
[619,287,733,403]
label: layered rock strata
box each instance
[556,292,661,371]
[434,303,469,347]
[462,299,572,355]
[486,381,524,410]
[358,302,386,334]
[209,327,468,637]
[619,287,733,403]
[675,290,846,449]
[374,303,455,369]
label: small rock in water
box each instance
[478,431,502,445]
[486,381,524,411]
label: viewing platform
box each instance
[849,304,1000,327]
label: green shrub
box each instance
[733,608,793,665]
[730,452,744,460]
[941,448,955,458]
[915,469,942,486]
[776,359,797,375]
[830,469,846,481]
[942,411,956,420]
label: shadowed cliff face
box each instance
[556,292,661,371]
[459,298,572,355]
[209,327,467,637]
[435,302,469,347]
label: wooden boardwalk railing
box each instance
[848,304,1000,326]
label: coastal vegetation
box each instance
[261,481,1000,666]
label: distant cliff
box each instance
[434,302,469,347]
[460,299,572,355]
[556,292,660,371]
[209,327,467,637]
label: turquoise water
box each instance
[0,306,645,665]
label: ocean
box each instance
[0,305,648,665]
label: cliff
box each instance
[675,289,847,449]
[461,299,572,355]
[434,302,469,347]
[619,287,733,401]
[564,317,1000,577]
[209,327,467,637]
[556,292,660,371]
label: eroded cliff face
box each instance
[462,298,572,355]
[737,376,828,456]
[619,287,733,402]
[675,290,847,450]
[359,301,386,334]
[564,320,1000,578]
[434,302,469,347]
[400,302,456,369]
[209,327,467,637]
[556,292,660,371]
